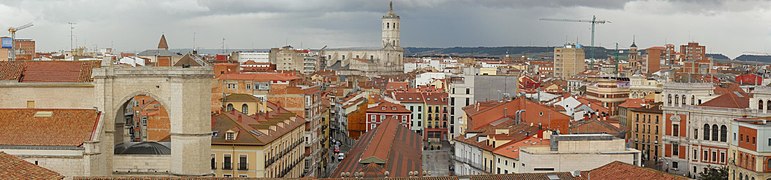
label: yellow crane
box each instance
[8,22,33,61]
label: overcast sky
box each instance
[1,0,770,58]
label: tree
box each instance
[697,166,728,180]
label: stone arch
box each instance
[93,66,213,176]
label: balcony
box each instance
[238,163,249,170]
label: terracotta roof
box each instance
[0,61,24,80]
[469,172,575,180]
[618,98,646,108]
[366,101,411,113]
[332,117,423,178]
[575,161,687,180]
[0,61,101,82]
[0,109,101,147]
[699,90,749,109]
[386,81,409,90]
[464,98,571,133]
[0,152,64,179]
[211,108,304,146]
[569,119,625,137]
[493,137,549,159]
[393,91,424,103]
[218,72,300,82]
[223,93,259,102]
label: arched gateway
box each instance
[93,66,212,176]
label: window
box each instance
[418,106,422,112]
[226,132,235,140]
[673,144,679,156]
[466,98,470,106]
[672,161,678,169]
[721,125,727,142]
[239,175,248,178]
[767,100,771,110]
[682,95,686,105]
[712,124,718,141]
[673,124,680,136]
[227,104,234,111]
[721,152,725,163]
[371,124,376,129]
[224,154,232,170]
[211,154,216,169]
[239,155,248,170]
[760,100,764,110]
[674,95,679,105]
[712,151,717,162]
[241,104,248,114]
[704,124,710,140]
[694,129,698,139]
[693,149,697,159]
[466,88,470,94]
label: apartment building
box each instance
[553,44,585,79]
[628,102,664,166]
[729,118,771,180]
[210,105,305,178]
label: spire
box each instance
[630,35,637,48]
[389,1,393,12]
[158,34,169,50]
[384,0,398,18]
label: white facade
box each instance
[449,74,474,142]
[238,52,269,63]
[453,135,487,175]
[416,72,447,87]
[518,134,641,173]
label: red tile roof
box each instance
[0,109,101,147]
[0,152,64,179]
[569,119,625,138]
[464,98,570,133]
[618,98,646,108]
[493,137,549,159]
[218,72,300,82]
[367,101,411,113]
[576,161,687,180]
[699,90,749,109]
[0,61,101,82]
[386,81,409,90]
[332,117,423,178]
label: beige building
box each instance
[211,104,305,178]
[321,1,404,74]
[553,44,585,79]
[269,46,318,74]
[223,93,269,116]
[628,102,664,167]
[518,134,641,173]
[585,78,630,115]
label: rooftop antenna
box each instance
[68,22,76,53]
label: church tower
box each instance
[382,1,400,48]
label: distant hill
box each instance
[404,46,610,59]
[735,54,771,63]
[707,54,730,61]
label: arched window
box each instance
[760,100,765,110]
[767,100,771,110]
[682,95,686,105]
[691,95,695,105]
[721,125,727,142]
[704,124,710,141]
[242,104,249,114]
[675,95,679,105]
[712,124,719,141]
[668,94,672,105]
[387,23,390,29]
[227,103,234,111]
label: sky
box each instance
[1,0,771,58]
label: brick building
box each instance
[365,101,411,132]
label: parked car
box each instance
[338,153,345,160]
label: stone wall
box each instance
[0,82,94,108]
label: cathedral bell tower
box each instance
[382,1,400,48]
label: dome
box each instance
[114,142,171,155]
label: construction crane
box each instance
[8,23,34,61]
[539,15,610,48]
